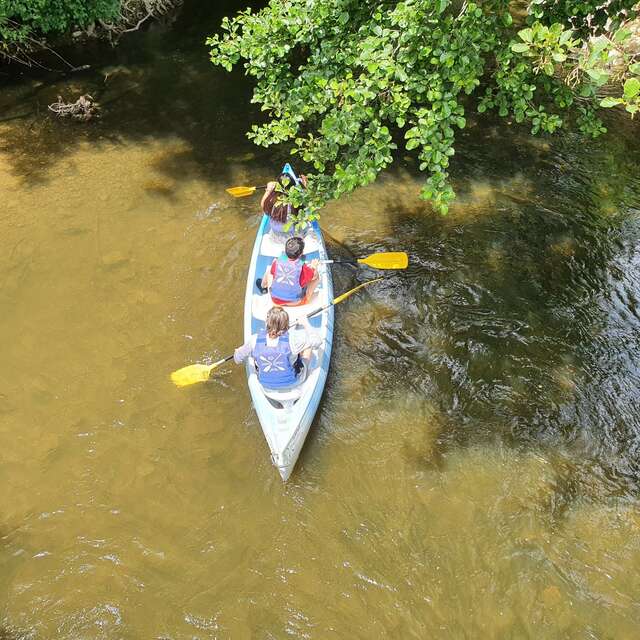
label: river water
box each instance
[2,3,640,638]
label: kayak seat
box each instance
[253,360,308,409]
[260,231,320,257]
[251,291,322,323]
[262,383,304,402]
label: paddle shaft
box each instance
[317,252,408,270]
[209,354,235,370]
[199,280,381,375]
[306,278,382,319]
[319,259,357,265]
[236,279,381,352]
[210,307,319,368]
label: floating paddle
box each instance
[225,185,267,198]
[320,251,408,270]
[170,278,383,387]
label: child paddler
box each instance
[261,173,309,241]
[257,236,319,306]
[233,306,321,390]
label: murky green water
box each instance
[2,3,640,638]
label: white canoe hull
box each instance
[243,167,334,481]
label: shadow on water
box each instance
[0,0,275,189]
[290,115,640,510]
[321,115,640,511]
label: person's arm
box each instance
[300,260,319,286]
[234,336,256,364]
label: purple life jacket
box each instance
[253,329,297,389]
[270,256,304,302]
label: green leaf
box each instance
[406,139,420,150]
[579,84,595,97]
[550,23,563,37]
[518,28,533,43]
[623,78,640,99]
[405,127,420,139]
[559,30,574,45]
[552,52,566,63]
[511,43,530,53]
[613,28,631,44]
[586,68,609,86]
[630,63,640,75]
[599,96,622,107]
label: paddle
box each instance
[170,355,234,387]
[320,251,408,270]
[225,185,267,198]
[170,278,383,387]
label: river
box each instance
[1,2,640,638]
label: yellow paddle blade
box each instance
[332,278,383,306]
[357,252,408,269]
[225,186,257,198]
[170,363,213,387]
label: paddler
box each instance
[257,236,319,306]
[233,306,321,389]
[261,172,309,241]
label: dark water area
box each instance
[2,1,640,637]
[400,124,640,472]
[0,0,265,183]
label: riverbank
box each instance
[0,0,183,70]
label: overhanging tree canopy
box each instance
[208,0,640,217]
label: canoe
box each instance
[243,163,334,481]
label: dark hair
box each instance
[264,173,297,223]
[285,237,304,260]
[263,191,290,223]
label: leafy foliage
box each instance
[208,0,639,217]
[0,1,119,41]
[529,0,636,35]
[1,0,181,66]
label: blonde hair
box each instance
[266,306,289,338]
